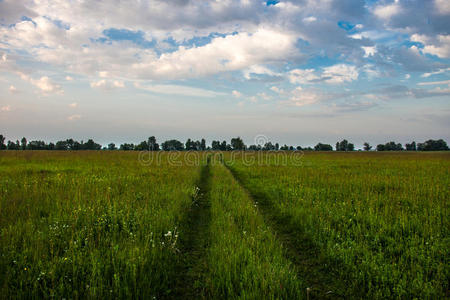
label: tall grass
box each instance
[0,151,200,298]
[204,163,302,298]
[227,151,449,298]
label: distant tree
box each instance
[275,143,279,150]
[363,142,372,151]
[211,140,221,150]
[48,142,55,150]
[336,139,354,151]
[20,137,27,150]
[108,143,117,150]
[148,136,159,151]
[81,139,101,150]
[263,142,275,151]
[27,140,48,150]
[162,139,184,151]
[7,140,19,150]
[417,139,449,151]
[405,141,416,151]
[314,143,333,151]
[0,135,6,150]
[296,146,303,150]
[230,137,245,150]
[200,139,206,151]
[377,141,403,151]
[220,141,228,151]
[120,143,135,151]
[55,140,68,150]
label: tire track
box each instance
[173,158,212,299]
[224,163,351,299]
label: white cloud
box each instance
[288,87,323,106]
[67,114,81,121]
[9,85,18,93]
[288,64,359,85]
[69,102,78,108]
[1,105,11,112]
[134,82,225,97]
[132,29,297,80]
[373,2,401,20]
[303,16,317,23]
[362,46,376,57]
[322,64,358,84]
[411,34,450,58]
[421,67,450,78]
[270,86,285,94]
[243,64,281,80]
[435,0,450,15]
[232,90,242,98]
[19,73,63,95]
[90,79,125,90]
[418,80,450,86]
[288,69,319,84]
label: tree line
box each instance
[0,135,448,151]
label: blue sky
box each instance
[0,0,449,147]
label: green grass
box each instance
[1,151,448,299]
[226,151,449,298]
[0,151,201,298]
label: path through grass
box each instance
[174,159,212,298]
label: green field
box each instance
[0,151,448,298]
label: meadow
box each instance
[0,151,448,299]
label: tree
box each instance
[417,139,449,151]
[336,139,354,151]
[20,137,27,150]
[363,142,372,151]
[162,139,184,151]
[200,139,206,151]
[120,143,135,151]
[230,137,245,150]
[0,135,6,150]
[405,141,416,151]
[148,136,159,151]
[220,141,228,151]
[314,143,333,151]
[108,143,117,150]
[377,141,403,151]
[211,140,221,150]
[7,140,19,150]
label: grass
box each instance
[0,150,448,299]
[0,151,201,298]
[226,151,449,298]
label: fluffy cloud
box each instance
[232,90,242,98]
[411,34,450,58]
[289,64,358,85]
[90,79,125,90]
[288,87,324,106]
[373,1,401,20]
[20,73,63,95]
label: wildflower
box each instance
[24,267,27,271]
[164,231,172,237]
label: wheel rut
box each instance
[173,158,212,299]
[224,163,351,299]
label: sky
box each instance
[0,0,449,148]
